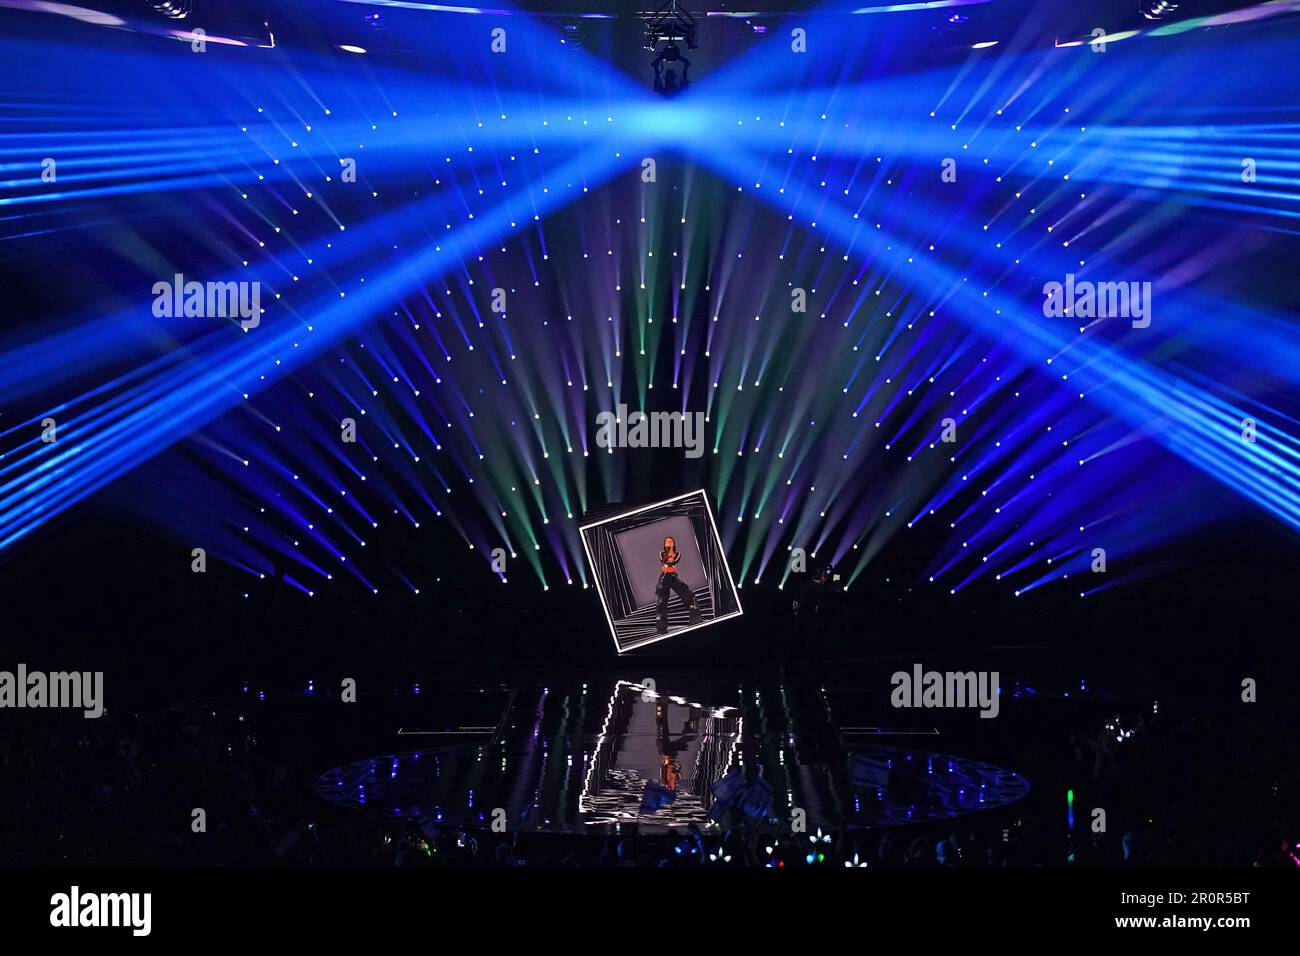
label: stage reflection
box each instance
[315,680,1029,833]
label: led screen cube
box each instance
[580,490,743,653]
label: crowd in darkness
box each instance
[0,700,1295,867]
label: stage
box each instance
[313,679,1030,834]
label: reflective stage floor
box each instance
[314,680,1030,833]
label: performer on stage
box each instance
[656,535,701,634]
[656,700,696,791]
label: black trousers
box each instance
[655,572,696,621]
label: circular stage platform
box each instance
[315,680,1029,833]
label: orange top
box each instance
[661,755,681,790]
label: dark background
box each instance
[0,0,1296,719]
